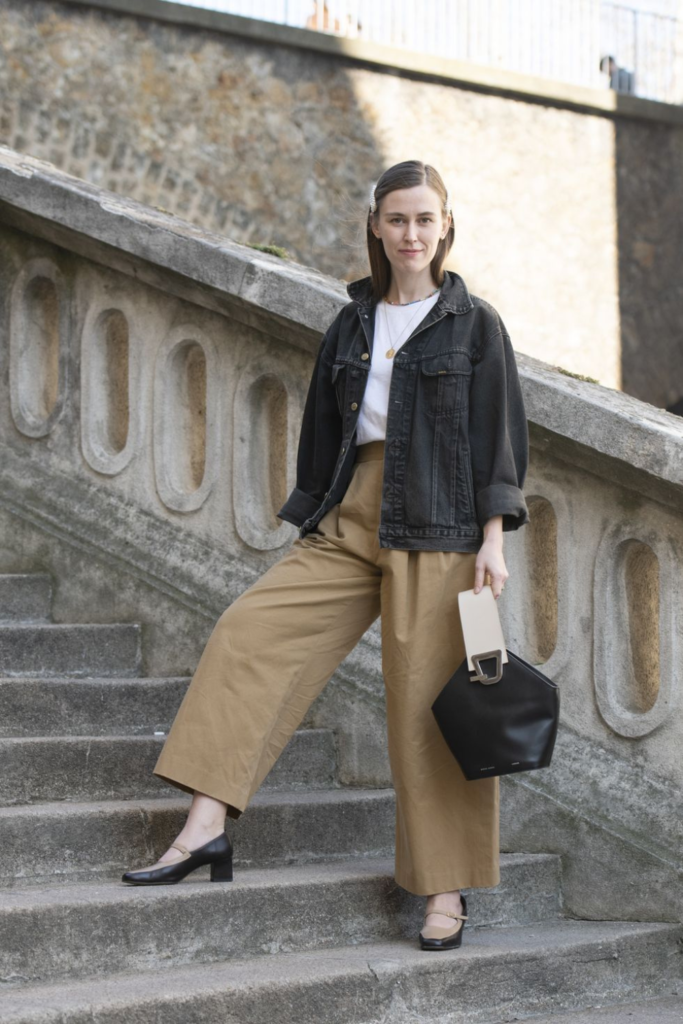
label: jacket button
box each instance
[341,447,346,454]
[361,353,369,360]
[351,402,358,410]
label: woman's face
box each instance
[371,184,450,276]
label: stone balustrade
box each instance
[0,144,681,922]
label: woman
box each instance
[122,160,530,952]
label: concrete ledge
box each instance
[56,0,683,125]
[0,623,142,678]
[0,790,398,887]
[0,857,562,987]
[0,920,680,1021]
[519,350,683,498]
[0,144,347,357]
[0,676,192,738]
[0,729,338,806]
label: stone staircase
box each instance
[0,572,680,1023]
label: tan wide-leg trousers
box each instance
[153,439,500,896]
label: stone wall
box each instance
[1,0,683,408]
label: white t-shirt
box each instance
[356,290,441,444]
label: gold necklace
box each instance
[385,286,440,306]
[382,296,434,359]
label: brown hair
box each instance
[367,160,454,303]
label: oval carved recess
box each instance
[593,520,679,738]
[10,258,68,438]
[153,325,221,513]
[233,359,301,551]
[81,306,141,475]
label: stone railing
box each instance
[0,145,681,923]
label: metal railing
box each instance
[163,0,681,105]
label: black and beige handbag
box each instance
[431,585,560,780]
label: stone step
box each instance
[0,792,563,908]
[0,855,567,988]
[0,729,337,806]
[0,574,52,623]
[0,676,190,737]
[0,789,398,887]
[0,624,142,677]
[489,995,683,1023]
[0,919,679,1022]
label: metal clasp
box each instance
[470,649,503,685]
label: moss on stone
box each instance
[554,365,600,384]
[245,242,292,259]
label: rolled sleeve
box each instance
[276,312,343,528]
[468,328,530,532]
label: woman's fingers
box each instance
[473,561,487,594]
[474,564,509,598]
[491,568,510,599]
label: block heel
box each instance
[210,857,233,882]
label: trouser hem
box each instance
[152,763,248,821]
[394,866,501,897]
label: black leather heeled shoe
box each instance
[121,831,233,885]
[419,893,468,950]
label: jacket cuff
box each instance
[475,484,530,532]
[276,487,322,528]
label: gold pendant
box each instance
[386,348,395,358]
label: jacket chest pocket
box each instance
[332,361,363,414]
[419,353,472,419]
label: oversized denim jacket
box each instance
[276,269,530,552]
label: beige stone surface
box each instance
[1,1,682,406]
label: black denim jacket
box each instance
[276,269,530,552]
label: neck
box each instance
[385,268,439,304]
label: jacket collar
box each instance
[346,268,474,315]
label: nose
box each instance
[404,223,418,243]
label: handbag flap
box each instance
[458,586,509,673]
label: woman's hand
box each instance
[474,515,508,599]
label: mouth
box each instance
[399,249,422,254]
